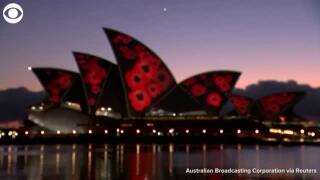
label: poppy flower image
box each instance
[125,70,147,89]
[128,88,152,112]
[155,68,174,92]
[213,74,225,85]
[91,86,101,95]
[55,73,73,89]
[231,96,250,114]
[190,83,206,97]
[261,98,280,113]
[84,72,101,86]
[212,74,234,92]
[84,68,107,86]
[146,83,161,98]
[134,58,158,80]
[183,77,197,87]
[80,59,108,87]
[151,57,161,69]
[118,46,136,60]
[206,92,222,107]
[95,67,107,80]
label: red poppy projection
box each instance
[180,71,240,114]
[230,95,253,115]
[206,92,222,107]
[257,92,304,121]
[74,53,112,114]
[105,28,176,115]
[32,68,76,103]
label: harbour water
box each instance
[0,144,319,179]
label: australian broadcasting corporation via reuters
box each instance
[185,168,317,175]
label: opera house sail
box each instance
[104,28,177,117]
[180,71,241,115]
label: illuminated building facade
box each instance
[27,28,306,135]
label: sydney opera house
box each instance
[21,28,318,142]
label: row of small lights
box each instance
[23,129,109,136]
[16,128,259,136]
[31,105,112,111]
[112,128,258,135]
[2,128,316,138]
[1,128,245,138]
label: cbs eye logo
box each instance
[3,3,23,24]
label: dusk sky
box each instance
[1,0,320,91]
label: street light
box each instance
[169,128,174,134]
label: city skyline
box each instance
[1,0,320,91]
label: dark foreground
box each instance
[0,144,319,179]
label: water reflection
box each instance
[169,144,173,175]
[102,144,108,179]
[0,144,318,179]
[56,145,60,175]
[88,144,92,179]
[39,145,44,177]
